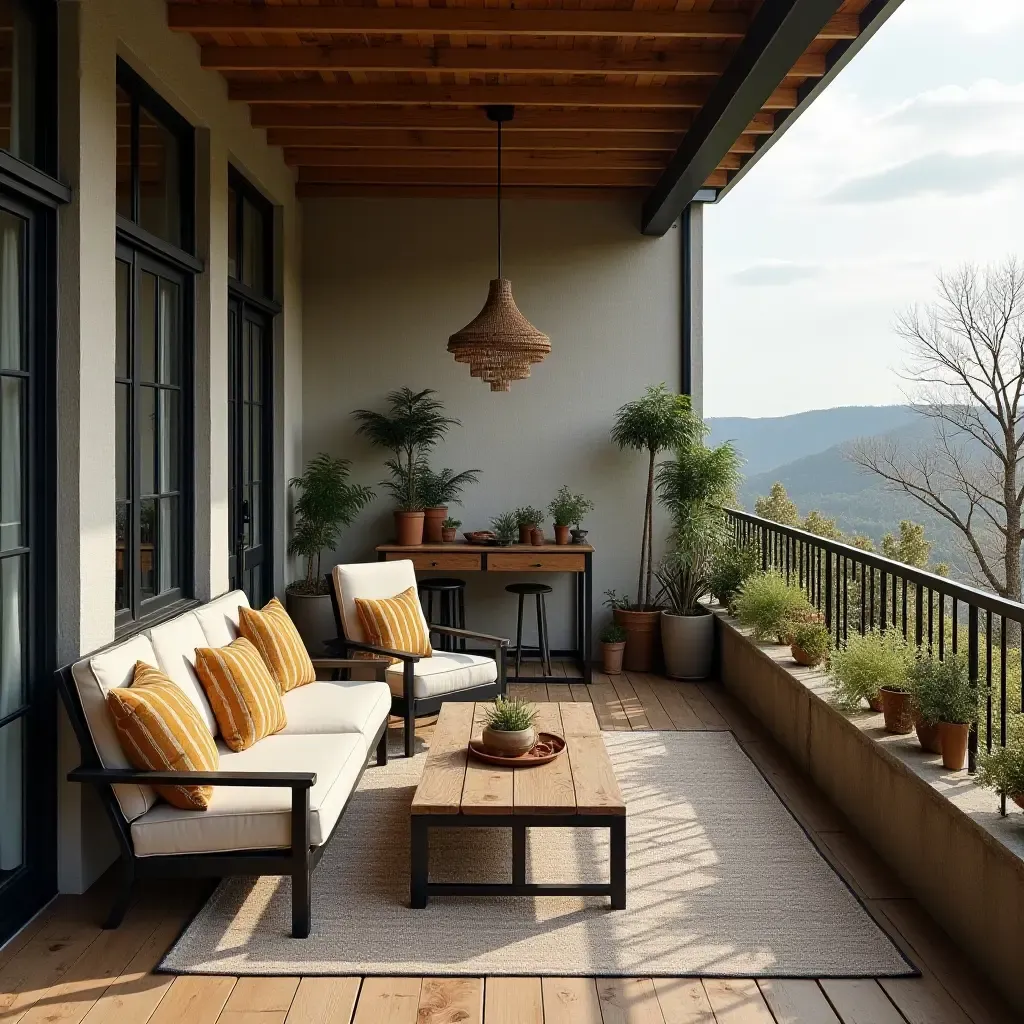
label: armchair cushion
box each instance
[280,679,391,737]
[238,597,316,693]
[129,733,366,856]
[107,663,220,811]
[355,585,433,665]
[387,652,498,699]
[332,560,426,645]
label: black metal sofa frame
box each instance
[327,573,509,758]
[56,649,390,939]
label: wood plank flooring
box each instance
[1,669,1015,1024]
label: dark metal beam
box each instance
[641,0,844,236]
[715,0,906,203]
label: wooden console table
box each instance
[375,540,594,683]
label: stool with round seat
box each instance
[417,577,466,651]
[505,582,553,679]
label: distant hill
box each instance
[707,405,918,477]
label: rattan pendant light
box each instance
[447,106,550,392]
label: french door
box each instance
[228,297,273,605]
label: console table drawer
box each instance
[387,552,482,571]
[488,553,586,573]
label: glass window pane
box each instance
[249,320,262,401]
[139,497,155,599]
[0,211,24,372]
[137,104,181,248]
[158,390,179,493]
[241,197,265,293]
[0,718,23,875]
[139,385,156,497]
[115,382,128,502]
[157,278,180,385]
[139,271,157,383]
[157,496,179,593]
[115,501,128,612]
[0,1,36,167]
[227,186,238,280]
[116,84,133,221]
[0,556,24,714]
[0,375,23,552]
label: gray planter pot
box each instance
[285,588,337,657]
[661,608,714,680]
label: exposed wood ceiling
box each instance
[166,0,886,225]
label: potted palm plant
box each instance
[653,428,739,679]
[353,387,460,546]
[286,453,374,653]
[610,384,699,671]
[441,517,461,543]
[420,466,481,542]
[515,505,545,544]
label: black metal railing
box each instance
[726,508,1024,812]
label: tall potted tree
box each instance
[654,430,740,679]
[353,387,460,546]
[286,453,374,653]
[610,384,699,670]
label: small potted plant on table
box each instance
[491,511,520,547]
[548,486,593,547]
[599,622,628,675]
[482,696,538,757]
[420,467,481,543]
[441,517,460,543]
[515,506,545,544]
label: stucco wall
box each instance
[55,0,302,892]
[301,197,682,650]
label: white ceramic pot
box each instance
[285,589,337,657]
[660,608,715,680]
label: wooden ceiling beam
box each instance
[297,165,660,187]
[266,128,682,151]
[284,148,673,170]
[295,184,647,200]
[202,44,826,79]
[230,81,798,111]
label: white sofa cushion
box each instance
[148,612,218,736]
[280,680,391,737]
[130,732,367,856]
[386,652,497,699]
[194,589,250,648]
[70,634,161,822]
[331,560,427,646]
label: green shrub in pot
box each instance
[515,505,545,543]
[827,628,914,716]
[789,621,832,668]
[919,652,985,770]
[977,715,1024,806]
[709,540,761,610]
[734,572,814,643]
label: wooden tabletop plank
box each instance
[565,733,625,815]
[558,701,601,737]
[462,704,514,815]
[514,704,577,814]
[411,703,475,815]
[376,542,594,554]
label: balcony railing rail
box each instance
[725,508,1024,810]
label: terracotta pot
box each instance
[938,721,970,771]
[518,524,537,544]
[482,725,537,758]
[601,641,626,675]
[880,687,914,734]
[554,524,571,545]
[394,509,425,546]
[530,527,544,546]
[423,507,448,543]
[441,528,457,543]
[613,607,661,673]
[914,715,942,755]
[868,695,884,713]
[790,643,822,668]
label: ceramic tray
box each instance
[468,732,566,767]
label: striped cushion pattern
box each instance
[107,662,219,811]
[355,586,433,664]
[238,597,316,693]
[194,637,287,752]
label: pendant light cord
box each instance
[496,116,503,280]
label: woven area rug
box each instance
[160,731,914,977]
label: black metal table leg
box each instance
[411,816,429,908]
[610,817,627,909]
[583,553,594,683]
[514,593,525,679]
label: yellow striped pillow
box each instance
[355,585,433,665]
[194,637,287,752]
[238,597,316,693]
[107,662,219,811]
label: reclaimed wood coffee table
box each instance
[409,701,626,909]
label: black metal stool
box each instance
[418,578,466,652]
[505,582,553,679]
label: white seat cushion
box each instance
[130,733,367,856]
[386,652,497,699]
[194,589,250,648]
[148,612,218,736]
[70,634,161,822]
[280,680,391,738]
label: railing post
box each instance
[968,604,979,774]
[915,582,923,648]
[761,524,768,572]
[824,549,832,632]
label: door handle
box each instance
[241,499,251,526]
[531,562,542,568]
[430,560,439,567]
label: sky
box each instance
[702,0,1024,418]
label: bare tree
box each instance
[849,259,1024,601]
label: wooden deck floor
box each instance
[1,669,1016,1024]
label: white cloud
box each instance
[896,0,1024,34]
[731,261,821,286]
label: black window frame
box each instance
[114,59,199,636]
[227,166,278,308]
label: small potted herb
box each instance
[827,628,914,717]
[441,517,461,543]
[420,467,482,543]
[907,655,945,754]
[734,572,815,645]
[977,717,1024,808]
[490,511,520,547]
[928,652,981,771]
[515,505,545,545]
[482,696,538,757]
[548,486,594,546]
[789,621,831,668]
[599,622,628,675]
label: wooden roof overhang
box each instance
[166,0,903,235]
